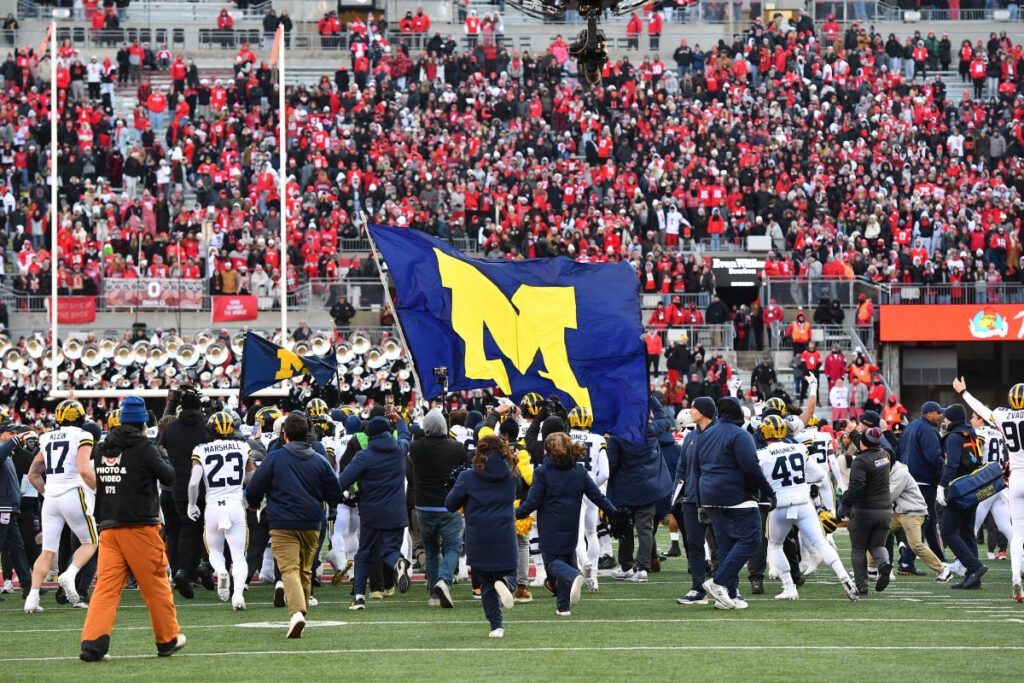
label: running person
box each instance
[953,377,1024,601]
[187,411,255,610]
[25,400,97,612]
[971,411,1013,561]
[569,406,608,591]
[756,415,859,601]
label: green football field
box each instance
[2,528,1022,681]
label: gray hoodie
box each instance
[889,460,926,515]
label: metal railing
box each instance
[769,322,874,352]
[304,278,390,311]
[17,0,272,22]
[761,278,880,308]
[879,282,1024,305]
[666,323,736,353]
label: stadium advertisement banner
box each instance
[45,296,96,324]
[880,304,1024,341]
[104,279,204,309]
[212,295,259,322]
[711,256,765,287]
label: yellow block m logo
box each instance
[276,348,305,380]
[435,248,592,413]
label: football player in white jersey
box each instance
[756,415,858,601]
[255,407,282,452]
[569,406,608,590]
[329,409,362,585]
[25,400,97,612]
[953,377,1024,601]
[187,412,255,610]
[790,415,843,575]
[971,411,1014,559]
[516,393,548,585]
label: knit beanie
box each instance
[120,396,148,425]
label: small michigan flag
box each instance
[241,332,337,397]
[368,224,648,442]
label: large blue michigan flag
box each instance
[368,224,648,443]
[241,332,337,397]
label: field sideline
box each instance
[2,529,1021,681]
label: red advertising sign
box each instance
[45,297,97,324]
[880,304,1024,342]
[104,279,204,309]
[212,295,259,323]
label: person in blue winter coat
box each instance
[338,408,412,611]
[445,434,520,638]
[693,396,775,610]
[516,431,617,616]
[939,403,987,588]
[673,396,718,605]
[606,394,673,580]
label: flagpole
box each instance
[49,20,58,399]
[362,218,425,408]
[276,26,288,347]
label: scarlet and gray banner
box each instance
[104,279,204,309]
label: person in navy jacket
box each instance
[516,432,617,616]
[445,434,519,638]
[939,403,987,589]
[337,409,411,610]
[896,401,949,571]
[693,396,775,609]
[673,397,717,605]
[606,394,673,579]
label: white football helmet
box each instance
[676,409,694,432]
[785,415,804,437]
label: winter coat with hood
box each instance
[889,460,927,515]
[408,411,470,510]
[897,416,945,485]
[606,394,673,507]
[245,438,342,530]
[158,407,210,501]
[445,448,519,571]
[338,416,411,529]
[940,421,979,489]
[93,424,175,530]
[516,453,616,556]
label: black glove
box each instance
[607,507,633,538]
[836,504,849,520]
[767,493,777,511]
[697,507,710,524]
[809,484,819,499]
[535,404,550,423]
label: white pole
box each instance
[278,28,288,346]
[363,219,426,406]
[50,21,58,399]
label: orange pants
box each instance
[81,525,179,655]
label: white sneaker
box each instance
[529,570,547,587]
[841,575,859,601]
[1,580,13,594]
[569,574,584,606]
[610,568,635,580]
[775,588,799,600]
[987,551,997,560]
[489,628,505,638]
[949,560,967,577]
[286,611,305,639]
[73,601,89,609]
[232,592,246,611]
[628,570,648,583]
[702,579,736,609]
[58,574,81,607]
[556,610,571,616]
[733,595,749,609]
[217,570,230,602]
[935,566,953,583]
[495,581,515,609]
[308,596,318,607]
[24,593,43,613]
[258,570,274,583]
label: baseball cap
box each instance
[859,411,881,428]
[921,401,942,414]
[0,419,18,432]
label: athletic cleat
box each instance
[286,612,305,639]
[841,575,859,601]
[584,571,599,592]
[197,563,215,591]
[489,628,505,638]
[395,557,411,594]
[496,580,515,609]
[232,593,246,610]
[598,554,617,570]
[897,565,927,577]
[58,574,81,607]
[1014,583,1024,603]
[173,570,195,599]
[750,578,764,595]
[349,597,366,610]
[514,585,533,603]
[216,570,230,602]
[23,594,43,613]
[274,581,286,607]
[775,588,799,600]
[436,580,454,609]
[55,586,69,605]
[702,579,735,610]
[676,590,708,605]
